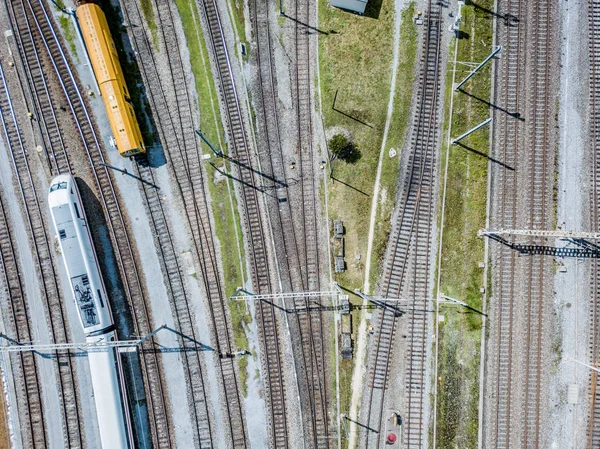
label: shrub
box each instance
[328,134,361,163]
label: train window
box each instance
[58,229,66,240]
[97,289,104,308]
[50,181,68,192]
[73,203,80,219]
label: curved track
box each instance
[6,1,174,446]
[361,2,442,448]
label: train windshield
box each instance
[50,182,68,192]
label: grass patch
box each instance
[319,1,418,436]
[140,0,159,50]
[319,0,417,291]
[174,0,250,394]
[228,0,248,54]
[435,1,494,446]
[57,15,79,62]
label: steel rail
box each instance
[198,0,289,446]
[0,183,47,448]
[19,1,173,446]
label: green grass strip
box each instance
[435,1,494,446]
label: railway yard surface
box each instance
[0,0,598,448]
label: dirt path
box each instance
[347,1,408,446]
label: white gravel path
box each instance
[347,1,409,446]
[548,0,591,446]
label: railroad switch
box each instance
[290,161,296,169]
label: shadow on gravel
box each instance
[489,235,600,258]
[457,88,523,121]
[364,0,383,20]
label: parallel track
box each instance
[292,0,329,446]
[362,2,442,448]
[487,0,556,447]
[7,1,174,446]
[0,185,47,448]
[251,0,329,445]
[6,0,72,175]
[0,60,84,449]
[120,0,248,445]
[198,0,289,446]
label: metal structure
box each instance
[230,289,339,302]
[478,228,600,239]
[195,129,224,157]
[452,117,492,144]
[328,0,369,14]
[0,325,167,353]
[455,46,502,91]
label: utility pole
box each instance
[452,117,492,144]
[195,129,224,157]
[455,46,502,91]
[479,228,600,239]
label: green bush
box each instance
[328,134,361,163]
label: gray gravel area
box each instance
[548,0,591,446]
[0,137,63,449]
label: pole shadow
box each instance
[455,142,514,171]
[489,235,600,258]
[457,88,524,121]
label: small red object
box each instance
[387,433,397,444]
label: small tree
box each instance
[328,134,361,163]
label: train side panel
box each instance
[87,332,130,449]
[76,3,146,157]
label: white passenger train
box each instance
[48,175,132,449]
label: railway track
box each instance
[488,0,522,445]
[120,0,251,445]
[291,0,329,446]
[0,60,84,448]
[361,2,442,448]
[6,0,72,175]
[197,0,290,446]
[588,0,600,446]
[134,159,213,447]
[250,0,329,445]
[0,185,47,448]
[522,1,553,445]
[486,0,557,447]
[5,1,175,446]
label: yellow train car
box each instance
[77,3,146,157]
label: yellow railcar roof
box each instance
[77,3,145,156]
[77,3,124,86]
[101,81,145,155]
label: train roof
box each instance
[76,3,146,157]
